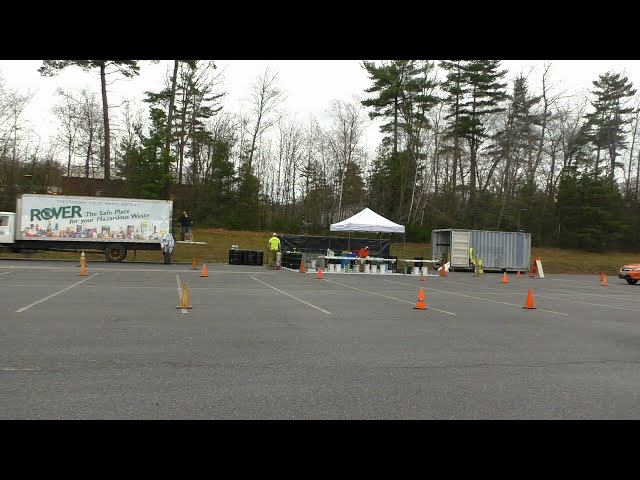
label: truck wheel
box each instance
[105,244,127,262]
[626,279,638,285]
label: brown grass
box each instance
[1,227,638,274]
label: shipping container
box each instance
[431,229,531,272]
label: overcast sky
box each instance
[1,60,639,154]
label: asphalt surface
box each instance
[1,259,639,419]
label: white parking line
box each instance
[385,279,568,316]
[445,278,640,307]
[325,279,456,316]
[533,293,640,313]
[0,271,12,276]
[251,276,331,315]
[553,282,608,290]
[15,273,99,313]
[1,367,41,371]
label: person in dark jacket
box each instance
[180,211,192,241]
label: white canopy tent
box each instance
[330,208,405,253]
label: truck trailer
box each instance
[0,194,174,262]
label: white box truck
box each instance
[0,194,174,262]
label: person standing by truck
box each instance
[180,211,192,241]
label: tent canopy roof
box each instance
[330,208,405,233]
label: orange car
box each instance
[618,263,640,285]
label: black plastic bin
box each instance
[229,249,243,265]
[245,250,257,265]
[282,252,302,269]
[256,251,264,265]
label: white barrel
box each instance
[364,264,370,274]
[370,264,377,274]
[413,266,419,275]
[380,263,386,274]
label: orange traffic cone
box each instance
[192,257,197,270]
[599,272,604,282]
[501,272,508,284]
[176,283,192,309]
[78,261,88,276]
[440,264,447,277]
[414,288,427,310]
[517,270,521,279]
[419,269,425,281]
[299,261,306,273]
[601,275,608,287]
[522,288,536,309]
[316,268,323,280]
[78,251,86,267]
[200,264,208,277]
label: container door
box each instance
[515,233,525,269]
[451,230,470,267]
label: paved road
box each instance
[1,260,638,419]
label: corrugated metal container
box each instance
[431,229,531,272]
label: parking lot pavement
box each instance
[1,260,639,419]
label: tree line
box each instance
[0,60,638,252]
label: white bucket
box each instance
[364,264,370,274]
[311,260,317,269]
[370,264,377,274]
[413,266,419,275]
[379,263,386,274]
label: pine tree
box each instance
[584,72,637,181]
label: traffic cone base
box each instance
[522,288,536,309]
[200,264,208,277]
[414,287,427,310]
[501,272,509,284]
[78,262,88,276]
[177,283,192,309]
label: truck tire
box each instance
[626,279,638,285]
[105,244,127,262]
